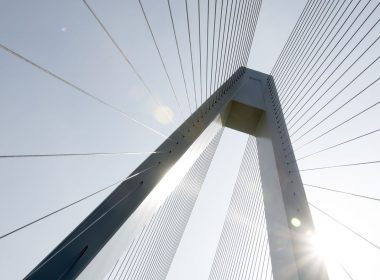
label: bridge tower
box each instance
[26,68,328,280]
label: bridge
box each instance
[0,0,379,279]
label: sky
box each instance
[0,0,379,279]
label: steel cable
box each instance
[287,34,380,130]
[295,128,380,161]
[290,55,380,137]
[184,0,198,109]
[282,0,378,114]
[294,101,380,151]
[309,202,380,250]
[0,164,157,240]
[292,76,380,144]
[305,183,380,202]
[278,0,337,102]
[298,160,380,172]
[82,0,177,127]
[167,0,192,114]
[138,0,186,121]
[0,151,164,159]
[271,0,317,76]
[0,43,169,139]
[285,10,380,122]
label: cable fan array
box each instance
[0,0,261,279]
[270,0,380,278]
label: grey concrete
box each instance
[224,69,328,280]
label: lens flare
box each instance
[291,217,302,227]
[153,105,174,125]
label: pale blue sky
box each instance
[0,0,379,279]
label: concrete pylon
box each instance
[27,68,328,280]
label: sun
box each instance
[309,232,329,261]
[305,216,364,279]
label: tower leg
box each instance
[225,69,329,280]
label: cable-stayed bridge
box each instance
[0,0,379,279]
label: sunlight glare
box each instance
[309,233,328,261]
[143,119,223,210]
